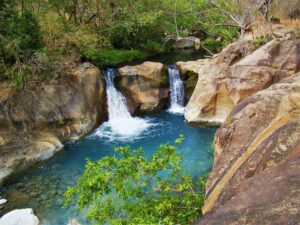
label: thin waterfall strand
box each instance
[168,65,185,114]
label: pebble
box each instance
[29,192,38,198]
[50,190,57,196]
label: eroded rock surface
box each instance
[176,59,209,100]
[117,61,169,114]
[197,73,300,225]
[0,62,107,185]
[185,37,300,125]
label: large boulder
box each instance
[0,208,40,225]
[197,73,300,224]
[0,62,107,185]
[117,61,169,114]
[185,37,300,125]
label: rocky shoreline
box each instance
[0,60,197,186]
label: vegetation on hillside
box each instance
[0,0,299,86]
[64,137,208,224]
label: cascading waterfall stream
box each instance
[95,68,151,141]
[167,65,185,114]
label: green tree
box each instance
[65,136,207,225]
[0,0,43,84]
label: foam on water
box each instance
[168,104,185,114]
[94,68,152,142]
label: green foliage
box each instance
[0,1,43,84]
[65,136,207,224]
[225,115,235,125]
[84,50,149,68]
[58,119,65,126]
[0,9,42,64]
[0,0,244,81]
[25,0,239,58]
[252,36,266,47]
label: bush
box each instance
[65,137,207,224]
[0,9,42,64]
[252,36,266,47]
[0,2,43,85]
[83,49,149,68]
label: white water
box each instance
[167,65,185,114]
[94,68,152,141]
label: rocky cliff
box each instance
[117,61,169,114]
[185,32,300,125]
[0,62,107,185]
[197,73,300,224]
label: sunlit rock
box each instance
[0,208,39,225]
[0,62,106,185]
[185,36,300,125]
[197,73,300,224]
[117,61,169,114]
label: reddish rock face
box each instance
[185,36,300,125]
[117,61,169,114]
[197,73,300,225]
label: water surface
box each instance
[0,112,216,225]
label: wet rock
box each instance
[50,175,59,181]
[40,195,47,201]
[7,192,29,206]
[68,219,81,225]
[29,191,38,198]
[49,190,57,196]
[0,208,39,225]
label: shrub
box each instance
[252,36,266,47]
[83,49,149,68]
[65,137,207,224]
[0,2,43,85]
[0,9,42,64]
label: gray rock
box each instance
[172,37,201,50]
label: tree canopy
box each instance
[0,0,297,85]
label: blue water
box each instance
[0,112,216,225]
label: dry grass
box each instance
[279,19,300,28]
[243,18,300,41]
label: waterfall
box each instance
[167,65,185,114]
[94,68,151,141]
[104,68,132,120]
